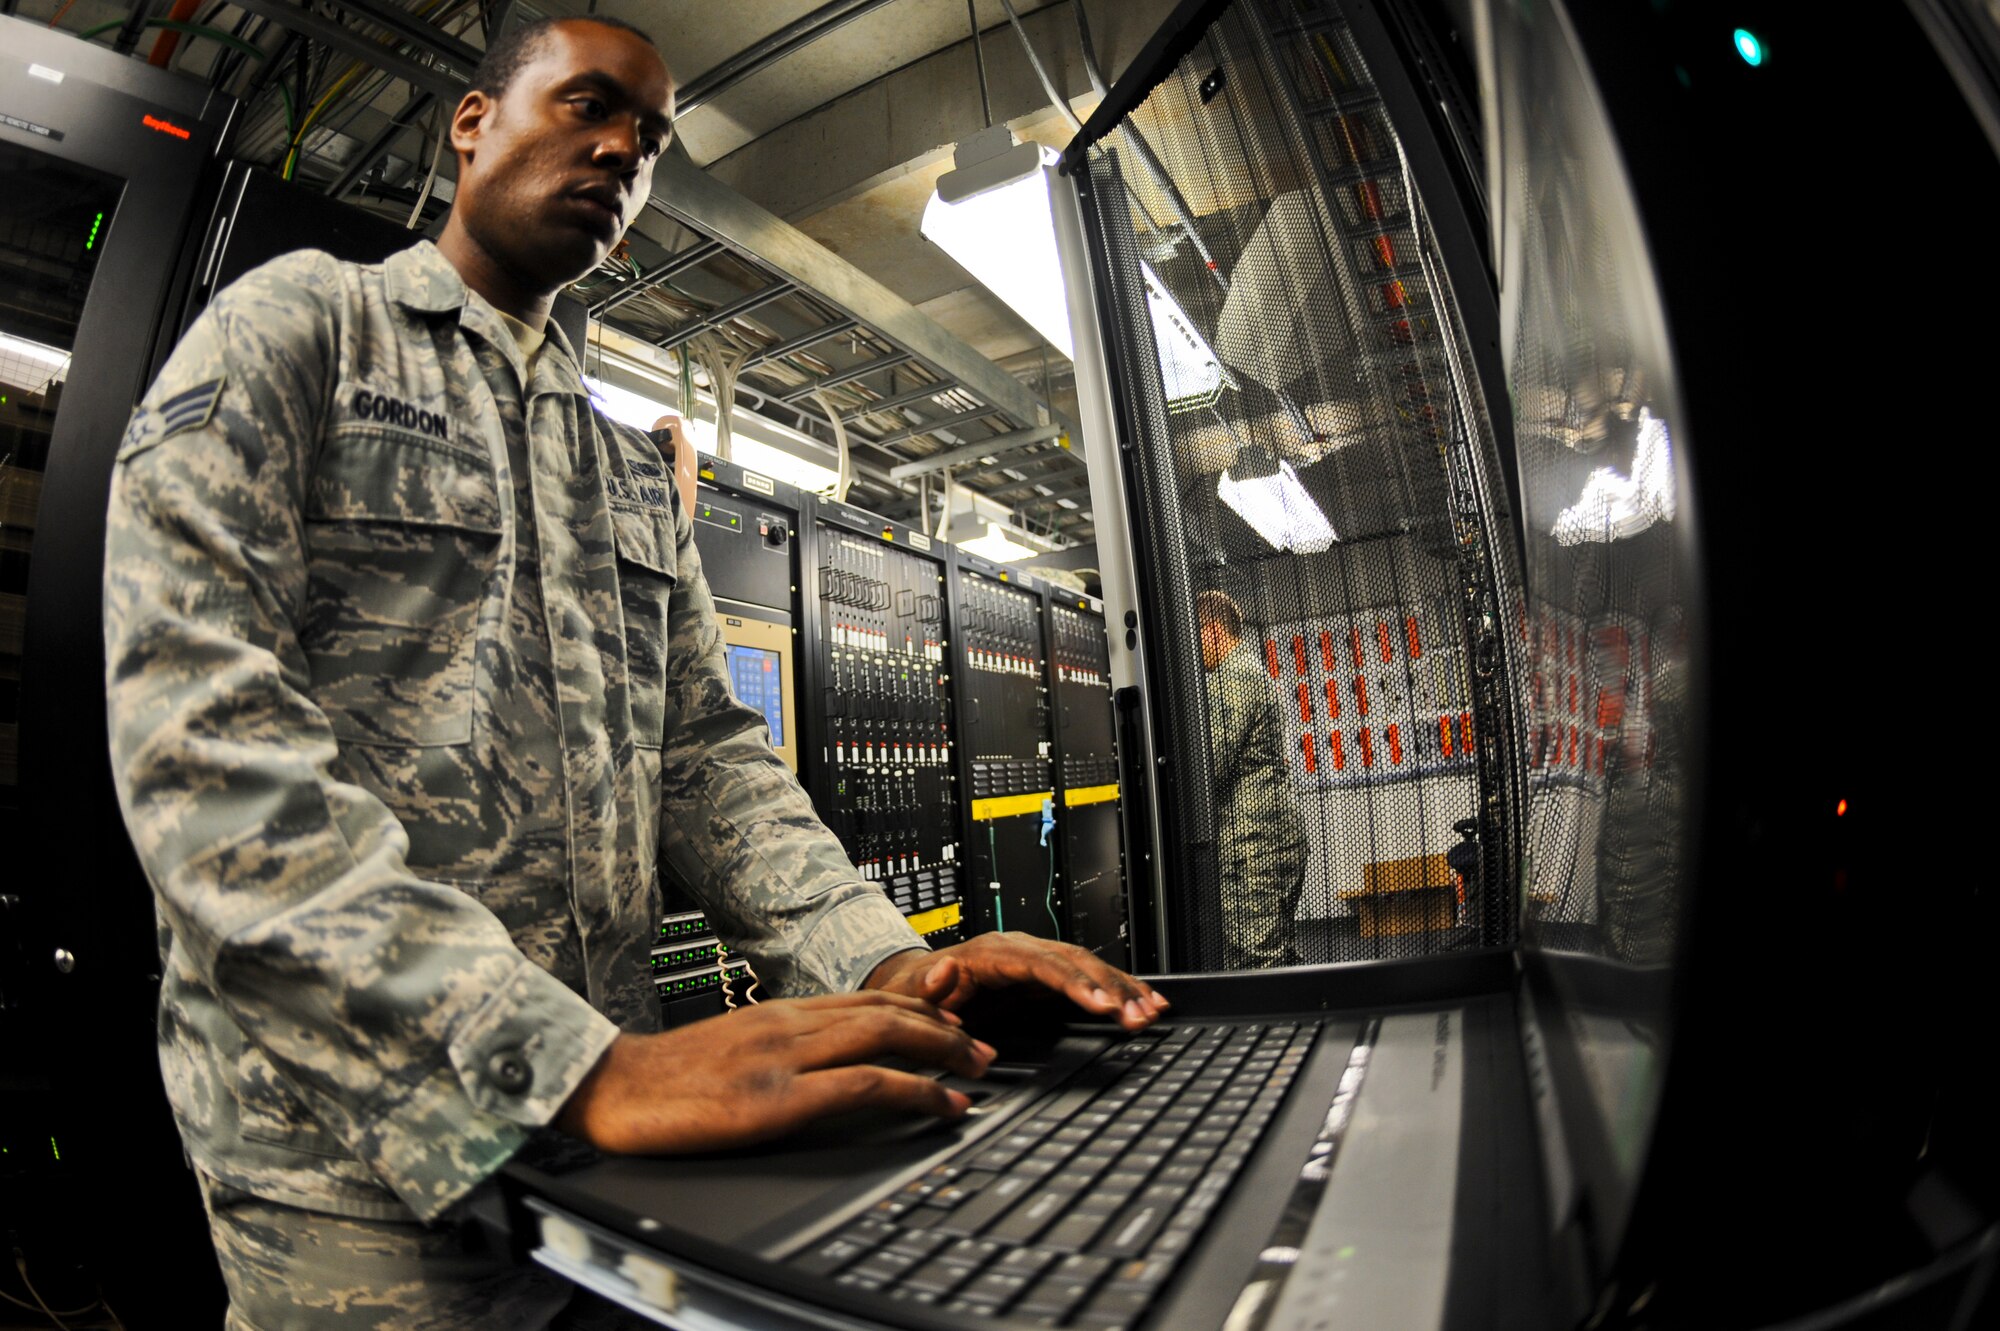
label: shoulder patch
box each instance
[157,376,225,439]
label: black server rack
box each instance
[950,556,1061,941]
[1048,593,1129,966]
[653,450,807,1025]
[802,500,965,946]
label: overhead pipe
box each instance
[676,0,904,115]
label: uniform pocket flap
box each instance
[610,505,678,581]
[309,429,502,534]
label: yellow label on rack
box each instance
[970,792,1052,821]
[908,902,962,935]
[1063,784,1120,808]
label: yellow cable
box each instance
[283,0,453,180]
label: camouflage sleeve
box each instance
[653,492,923,995]
[103,252,618,1223]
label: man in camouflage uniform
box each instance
[1197,591,1309,968]
[104,16,1163,1328]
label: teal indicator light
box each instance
[1733,28,1766,66]
[85,210,104,250]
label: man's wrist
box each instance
[863,947,932,992]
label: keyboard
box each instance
[786,1021,1320,1329]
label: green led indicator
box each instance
[1733,28,1765,66]
[50,1136,61,1162]
[85,211,104,250]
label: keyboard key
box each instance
[793,1236,872,1277]
[884,1229,953,1260]
[984,1187,1076,1244]
[1083,1286,1153,1324]
[928,1171,1000,1208]
[1098,1202,1169,1257]
[1016,1271,1101,1318]
[1108,1257,1174,1291]
[1039,1210,1112,1252]
[902,1257,978,1296]
[929,1174,1034,1236]
[943,1237,1002,1267]
[997,1246,1062,1276]
[848,1251,917,1284]
[960,1269,1034,1307]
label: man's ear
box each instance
[449,89,491,157]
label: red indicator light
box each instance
[1302,732,1318,774]
[1376,621,1394,663]
[1320,630,1336,674]
[1329,730,1346,770]
[1264,639,1281,678]
[1439,715,1454,757]
[1459,712,1473,752]
[1354,675,1370,717]
[1356,180,1384,220]
[1386,723,1403,765]
[1293,635,1308,676]
[1325,678,1341,719]
[1358,728,1375,768]
[1406,617,1422,659]
[1297,682,1313,724]
[142,112,190,140]
[1836,798,1848,817]
[1372,233,1397,269]
[1349,626,1365,670]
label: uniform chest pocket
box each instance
[301,427,502,747]
[610,506,678,749]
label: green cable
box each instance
[276,82,296,139]
[78,18,270,63]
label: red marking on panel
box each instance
[1373,233,1397,268]
[1293,635,1308,676]
[1298,682,1313,724]
[1439,715,1454,757]
[1359,728,1376,768]
[1302,732,1318,774]
[1354,675,1370,717]
[1377,621,1394,663]
[1265,640,1281,678]
[1406,616,1422,658]
[1320,631,1337,674]
[1357,180,1385,220]
[1460,712,1474,752]
[1325,678,1341,719]
[1386,723,1404,764]
[1329,730,1346,770]
[1350,626,1366,670]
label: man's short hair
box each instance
[1195,590,1243,639]
[469,15,658,101]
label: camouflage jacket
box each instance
[1206,644,1309,871]
[103,243,923,1223]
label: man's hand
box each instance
[556,992,994,1155]
[865,934,1169,1032]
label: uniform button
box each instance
[487,1050,534,1094]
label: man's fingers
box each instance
[794,1005,994,1079]
[786,990,962,1025]
[789,1065,972,1124]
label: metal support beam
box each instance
[868,405,1003,447]
[778,351,913,402]
[327,90,435,198]
[330,0,482,68]
[590,240,724,318]
[1022,544,1101,572]
[645,151,1053,432]
[986,471,1092,501]
[677,0,903,114]
[887,424,1064,481]
[741,317,857,370]
[842,378,962,421]
[657,281,798,350]
[227,0,470,101]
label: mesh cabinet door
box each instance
[1072,0,1524,970]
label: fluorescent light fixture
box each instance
[0,332,72,391]
[583,375,841,495]
[1218,459,1338,553]
[957,522,1039,563]
[1139,261,1225,411]
[1551,407,1677,546]
[922,141,1074,358]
